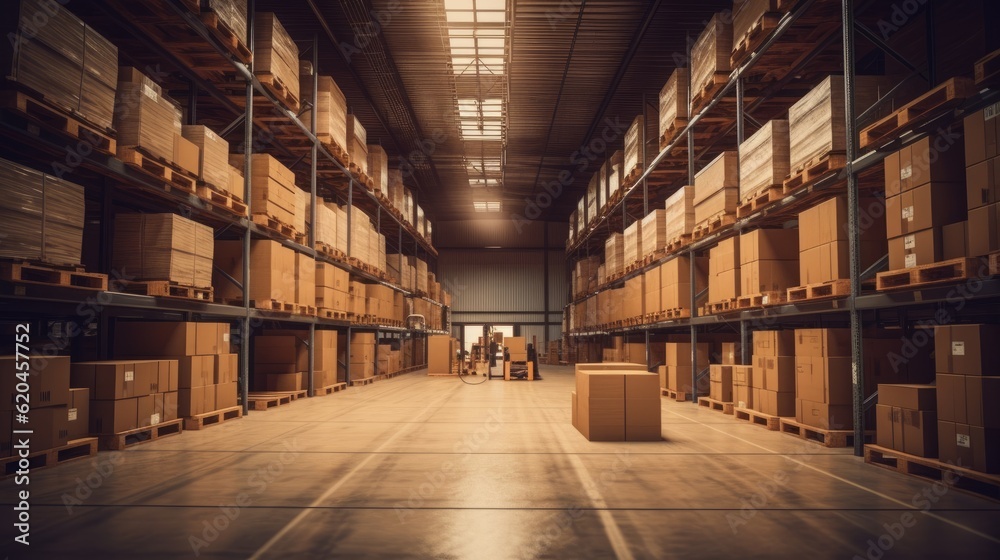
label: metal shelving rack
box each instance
[564,0,1000,455]
[0,0,450,413]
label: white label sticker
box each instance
[902,206,914,221]
[904,235,916,250]
[900,165,912,180]
[150,413,161,426]
[905,254,917,269]
[125,370,134,382]
[68,408,78,422]
[142,83,158,102]
[761,295,770,305]
[985,101,1000,121]
[223,333,230,342]
[952,341,966,356]
[957,433,971,448]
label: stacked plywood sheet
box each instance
[788,76,882,172]
[659,68,688,146]
[368,145,389,196]
[182,125,230,193]
[0,157,85,266]
[231,153,298,228]
[299,70,349,152]
[348,115,368,176]
[691,13,733,103]
[203,0,248,47]
[641,209,667,259]
[605,233,625,279]
[113,214,214,288]
[623,112,659,181]
[623,220,643,267]
[116,68,183,164]
[253,13,299,110]
[739,120,789,201]
[694,152,739,225]
[664,186,696,241]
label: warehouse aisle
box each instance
[6,367,1000,559]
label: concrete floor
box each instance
[3,365,1000,559]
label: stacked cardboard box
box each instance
[694,152,739,226]
[573,369,660,441]
[231,153,298,228]
[2,0,118,130]
[113,322,235,418]
[403,188,415,226]
[659,68,688,146]
[877,384,938,458]
[797,196,886,285]
[732,1,780,54]
[752,330,796,417]
[739,120,790,201]
[368,145,389,196]
[623,276,644,320]
[605,233,625,278]
[795,328,852,430]
[690,14,733,102]
[314,203,338,250]
[644,265,662,317]
[733,365,754,410]
[788,76,881,172]
[300,71,349,151]
[641,209,667,260]
[254,13,299,110]
[885,133,967,269]
[936,324,1000,472]
[388,170,405,213]
[229,165,245,200]
[415,258,429,294]
[0,157,85,266]
[661,256,708,311]
[366,284,397,322]
[964,104,1000,257]
[738,228,798,297]
[350,332,376,379]
[663,342,709,395]
[71,359,179,434]
[203,0,248,51]
[348,115,368,175]
[316,262,349,313]
[295,253,315,309]
[116,67,183,166]
[214,239,296,303]
[609,151,624,200]
[708,237,741,304]
[575,255,602,294]
[596,162,607,212]
[182,125,230,194]
[349,281,367,318]
[623,112,659,180]
[623,220,643,267]
[709,364,733,402]
[664,186,696,241]
[1,356,73,454]
[253,330,337,390]
[113,214,214,289]
[586,174,599,222]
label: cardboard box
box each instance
[879,384,936,411]
[963,103,1000,167]
[720,343,742,366]
[625,396,661,441]
[71,360,157,401]
[158,360,179,393]
[29,405,69,450]
[761,390,795,417]
[760,356,795,392]
[941,221,968,260]
[663,343,710,367]
[709,365,733,402]
[965,156,999,210]
[938,421,1000,473]
[266,372,304,392]
[734,382,752,410]
[740,259,799,295]
[753,330,795,357]
[0,355,70,411]
[577,397,626,441]
[178,355,214,389]
[936,373,967,424]
[739,228,799,263]
[885,134,965,197]
[160,391,179,422]
[876,404,895,449]
[967,201,1000,257]
[91,398,138,434]
[624,372,659,398]
[178,385,216,417]
[114,321,227,358]
[172,133,200,177]
[571,391,578,428]
[889,228,941,270]
[795,328,851,358]
[136,394,156,427]
[935,324,1000,375]
[794,356,853,405]
[217,382,238,410]
[796,399,852,430]
[67,388,90,440]
[901,409,938,457]
[885,182,967,239]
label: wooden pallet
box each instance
[975,48,1000,87]
[295,304,316,316]
[199,11,253,64]
[317,307,349,321]
[990,252,1000,276]
[736,291,788,309]
[350,376,376,387]
[731,12,783,67]
[118,146,198,193]
[246,299,296,313]
[183,406,243,430]
[864,445,1000,502]
[646,307,692,324]
[859,77,977,149]
[691,73,730,113]
[314,382,348,396]
[737,185,784,218]
[0,260,108,290]
[255,72,299,112]
[876,258,982,291]
[316,242,348,262]
[698,397,734,415]
[318,137,351,168]
[779,418,862,448]
[0,89,116,154]
[704,298,738,315]
[666,233,693,253]
[787,279,852,302]
[660,388,690,402]
[1,437,98,477]
[693,213,736,240]
[196,185,248,216]
[733,407,782,431]
[251,213,305,243]
[98,419,184,451]
[115,280,213,301]
[247,392,293,411]
[783,152,846,193]
[659,118,689,151]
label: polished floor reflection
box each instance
[3,366,1000,559]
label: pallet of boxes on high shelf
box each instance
[1,353,99,475]
[658,68,688,150]
[182,124,247,216]
[111,213,215,301]
[737,119,789,218]
[690,13,732,112]
[730,0,786,68]
[232,153,304,242]
[214,238,314,315]
[0,0,118,155]
[299,68,349,166]
[347,114,369,182]
[692,151,738,239]
[704,236,740,314]
[622,111,659,189]
[664,185,696,252]
[253,12,300,111]
[735,228,799,309]
[0,158,108,291]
